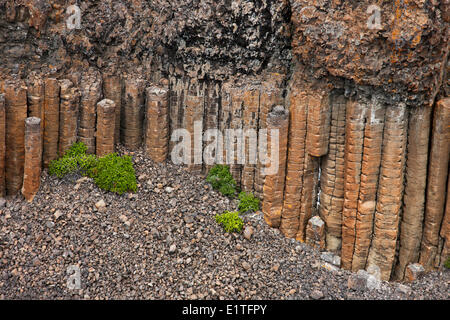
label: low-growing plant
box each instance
[49,142,137,195]
[238,191,260,214]
[206,164,237,198]
[445,257,450,269]
[92,153,137,195]
[49,143,98,178]
[215,211,244,233]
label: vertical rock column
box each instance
[367,103,408,281]
[439,175,450,268]
[96,99,116,157]
[59,79,80,156]
[255,80,284,199]
[341,98,367,270]
[394,106,432,280]
[262,106,289,228]
[121,77,146,150]
[102,73,122,145]
[145,86,169,163]
[5,81,27,195]
[352,96,385,272]
[0,94,5,197]
[241,84,260,192]
[203,82,221,171]
[22,117,42,202]
[184,80,205,173]
[169,77,185,154]
[26,76,44,146]
[419,97,450,270]
[280,91,307,238]
[43,78,60,167]
[296,155,320,242]
[306,89,331,157]
[319,93,347,251]
[79,72,102,154]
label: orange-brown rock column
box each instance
[5,81,27,195]
[96,99,116,157]
[0,94,5,197]
[184,80,205,173]
[43,78,60,167]
[26,76,44,146]
[121,77,146,150]
[169,76,185,154]
[59,79,80,156]
[367,103,408,281]
[394,105,432,280]
[262,106,289,228]
[241,84,260,192]
[419,97,450,271]
[439,174,450,268]
[255,77,284,199]
[145,86,169,163]
[352,97,385,272]
[79,71,102,154]
[203,82,221,171]
[22,117,42,202]
[102,73,122,145]
[280,90,307,238]
[306,89,331,157]
[341,97,367,270]
[319,92,346,251]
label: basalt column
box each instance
[22,117,42,202]
[306,88,331,157]
[184,80,205,173]
[102,73,122,145]
[439,175,450,268]
[241,84,260,192]
[367,103,408,281]
[203,82,221,171]
[4,81,27,195]
[59,80,80,156]
[394,106,432,280]
[0,94,5,197]
[228,84,245,188]
[419,97,450,270]
[341,97,367,270]
[352,96,385,272]
[121,77,146,150]
[169,77,185,154]
[145,86,169,163]
[26,76,44,146]
[280,89,307,238]
[43,78,60,167]
[255,78,284,199]
[96,99,116,157]
[319,92,347,251]
[79,72,102,154]
[262,106,289,228]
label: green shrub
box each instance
[206,164,237,198]
[49,142,137,195]
[49,143,98,178]
[238,191,260,214]
[215,211,244,233]
[445,257,450,269]
[92,153,137,195]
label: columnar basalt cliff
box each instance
[0,0,448,282]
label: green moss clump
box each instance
[215,211,244,233]
[444,257,450,269]
[238,191,260,214]
[49,142,137,195]
[91,153,137,195]
[206,164,237,198]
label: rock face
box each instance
[0,0,448,283]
